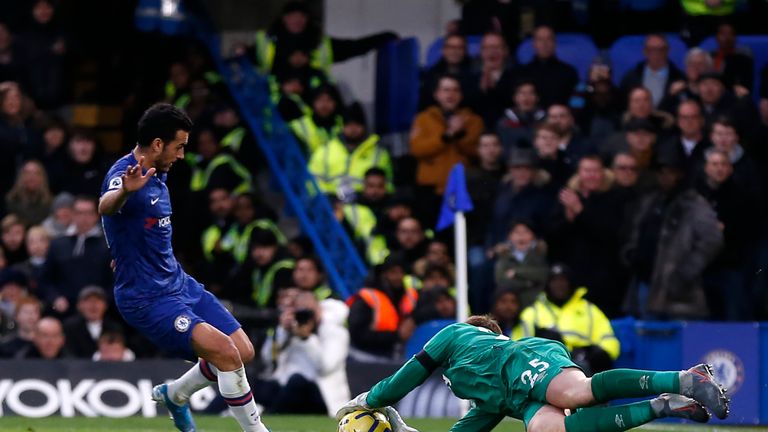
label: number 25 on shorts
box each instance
[521,358,550,388]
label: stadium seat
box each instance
[516,33,599,81]
[619,0,668,12]
[424,35,483,68]
[376,37,420,134]
[609,34,688,85]
[699,35,768,100]
[404,319,456,359]
[610,317,637,368]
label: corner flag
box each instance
[436,163,474,231]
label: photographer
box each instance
[255,290,350,415]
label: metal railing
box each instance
[197,31,367,299]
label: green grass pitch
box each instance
[0,416,764,431]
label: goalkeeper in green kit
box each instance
[337,315,729,432]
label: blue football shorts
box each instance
[117,277,241,361]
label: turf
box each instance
[0,416,763,431]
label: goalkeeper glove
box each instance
[335,392,371,421]
[382,406,419,432]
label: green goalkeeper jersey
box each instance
[368,323,517,413]
[366,322,578,430]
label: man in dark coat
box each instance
[40,196,112,316]
[623,153,723,320]
[518,26,579,108]
[486,149,555,248]
[63,286,122,358]
[547,156,626,317]
[696,149,755,321]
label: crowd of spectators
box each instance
[269,2,768,366]
[0,0,767,415]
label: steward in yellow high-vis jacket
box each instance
[512,263,620,374]
[252,2,397,77]
[308,102,392,195]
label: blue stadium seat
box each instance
[699,35,768,100]
[609,34,688,85]
[375,38,420,134]
[404,319,456,359]
[610,317,637,368]
[516,33,599,81]
[619,0,668,12]
[425,35,483,68]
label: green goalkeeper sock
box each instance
[564,401,657,432]
[590,369,679,402]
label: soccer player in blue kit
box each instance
[99,104,268,432]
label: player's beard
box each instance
[158,159,175,172]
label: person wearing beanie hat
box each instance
[487,147,552,249]
[308,101,392,197]
[42,191,75,238]
[272,68,314,122]
[211,104,261,172]
[289,83,344,154]
[0,268,29,330]
[491,288,522,336]
[515,262,620,374]
[224,228,294,309]
[603,115,659,173]
[62,285,122,359]
[697,69,759,133]
[347,251,417,361]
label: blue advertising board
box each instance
[682,322,761,424]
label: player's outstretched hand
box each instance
[335,392,371,421]
[382,406,419,432]
[122,156,156,193]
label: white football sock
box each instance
[219,367,268,432]
[167,359,218,404]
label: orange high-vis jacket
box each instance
[347,287,418,331]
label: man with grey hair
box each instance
[661,48,713,111]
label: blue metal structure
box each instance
[195,32,368,299]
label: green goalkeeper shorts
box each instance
[502,337,581,427]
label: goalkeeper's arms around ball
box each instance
[336,392,418,432]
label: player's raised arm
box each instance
[99,156,156,216]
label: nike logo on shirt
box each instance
[150,197,160,205]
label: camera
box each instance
[294,308,315,325]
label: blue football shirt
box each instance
[100,152,190,306]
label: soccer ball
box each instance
[338,409,392,432]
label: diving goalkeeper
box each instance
[338,315,729,432]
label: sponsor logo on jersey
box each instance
[144,216,171,229]
[702,349,744,393]
[174,315,192,333]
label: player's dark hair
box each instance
[137,103,193,148]
[466,314,502,334]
